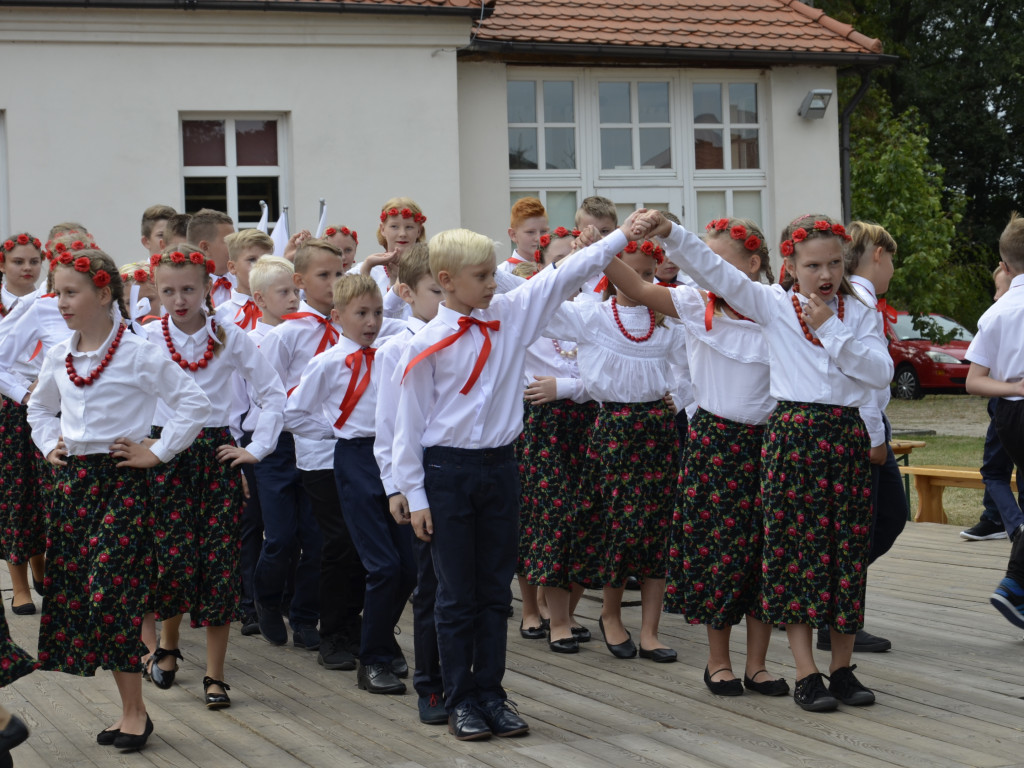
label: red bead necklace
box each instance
[65,322,126,387]
[611,296,656,343]
[162,315,216,371]
[791,284,844,347]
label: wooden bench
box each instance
[899,465,1018,524]
[890,439,928,508]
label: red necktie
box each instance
[403,316,501,395]
[593,275,609,293]
[281,312,339,356]
[334,347,376,429]
[507,255,524,265]
[233,299,262,331]
[704,292,752,331]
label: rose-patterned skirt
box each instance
[0,395,47,564]
[572,400,677,588]
[39,455,153,675]
[755,401,872,633]
[665,408,764,627]
[150,426,242,627]
[516,399,596,589]
[0,602,38,686]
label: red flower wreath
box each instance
[188,251,204,266]
[831,223,851,240]
[744,235,761,252]
[16,234,29,245]
[730,224,748,241]
[792,228,808,243]
[57,252,74,265]
[150,254,162,266]
[324,227,336,237]
[133,269,148,283]
[170,251,186,264]
[813,220,830,231]
[3,239,15,251]
[205,259,216,274]
[539,234,551,248]
[55,243,67,253]
[92,270,111,288]
[780,240,795,257]
[73,256,91,273]
[71,240,86,251]
[623,241,639,254]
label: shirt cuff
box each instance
[245,441,273,461]
[149,439,174,464]
[406,487,429,512]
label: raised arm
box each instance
[816,302,894,390]
[602,258,679,318]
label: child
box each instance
[357,200,428,319]
[373,244,446,723]
[323,226,358,272]
[393,214,651,740]
[498,197,548,274]
[642,210,892,712]
[143,245,285,709]
[140,205,176,258]
[27,248,211,750]
[602,218,787,695]
[186,209,236,307]
[119,262,160,326]
[575,196,619,302]
[162,213,192,251]
[215,229,274,331]
[966,212,1024,628]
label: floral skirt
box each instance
[572,401,676,588]
[665,409,764,627]
[149,426,243,627]
[756,402,872,633]
[516,399,596,589]
[0,395,47,564]
[0,603,38,686]
[39,455,153,675]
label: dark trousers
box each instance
[252,432,322,626]
[867,414,907,564]
[412,536,442,696]
[424,444,519,712]
[334,438,415,664]
[301,465,366,645]
[982,398,1023,529]
[238,459,262,618]
[993,399,1024,582]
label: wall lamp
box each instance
[798,89,833,120]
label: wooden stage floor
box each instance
[2,522,1022,767]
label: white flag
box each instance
[271,208,290,257]
[315,199,327,238]
[256,201,269,233]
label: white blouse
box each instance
[848,275,889,446]
[0,294,72,403]
[523,335,588,404]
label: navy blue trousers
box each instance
[993,399,1024,582]
[982,398,1023,530]
[866,414,907,564]
[423,444,519,712]
[412,536,442,696]
[334,438,415,665]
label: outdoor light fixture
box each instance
[797,89,833,120]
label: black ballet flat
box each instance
[149,647,183,690]
[704,666,743,696]
[638,646,678,663]
[519,621,547,640]
[10,599,35,616]
[96,726,121,746]
[203,676,231,709]
[32,577,45,597]
[113,715,153,751]
[598,616,637,659]
[571,624,592,643]
[548,636,579,654]
[743,670,790,696]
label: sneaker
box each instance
[793,672,838,712]
[991,577,1024,629]
[961,519,1008,541]
[240,613,260,637]
[317,636,356,671]
[418,692,447,725]
[291,623,321,651]
[827,664,875,706]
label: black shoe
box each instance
[96,726,120,746]
[291,623,320,651]
[703,666,743,696]
[960,518,1007,541]
[418,692,448,725]
[639,646,677,663]
[793,672,838,712]
[571,624,592,643]
[743,670,790,696]
[817,628,892,653]
[478,698,529,737]
[390,653,409,679]
[256,604,288,646]
[598,616,637,659]
[548,636,579,654]
[827,664,875,706]
[240,613,260,636]
[357,662,406,695]
[148,647,183,690]
[32,577,45,597]
[318,637,356,671]
[447,702,491,741]
[519,621,547,640]
[625,575,641,591]
[203,676,231,709]
[10,599,35,616]
[0,715,28,752]
[113,715,153,751]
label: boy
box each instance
[140,204,176,257]
[187,209,236,307]
[966,211,1024,628]
[162,213,192,250]
[215,229,274,331]
[498,197,548,274]
[374,244,446,723]
[575,196,618,302]
[251,256,301,340]
[393,214,651,740]
[286,275,415,695]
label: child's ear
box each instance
[436,270,453,291]
[227,260,238,276]
[330,307,341,324]
[293,272,305,290]
[395,281,413,303]
[507,227,517,243]
[871,245,885,264]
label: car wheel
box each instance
[893,364,923,400]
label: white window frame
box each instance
[592,76,676,178]
[0,111,8,239]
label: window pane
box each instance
[599,82,631,123]
[693,84,722,124]
[507,81,536,123]
[638,82,669,123]
[696,191,727,230]
[236,120,278,166]
[639,127,671,169]
[508,127,538,170]
[543,81,574,123]
[237,176,279,224]
[614,203,636,225]
[545,127,576,170]
[510,191,540,210]
[546,191,578,230]
[184,176,227,213]
[733,190,762,223]
[182,120,225,166]
[600,128,632,169]
[731,128,760,169]
[730,83,758,123]
[694,128,724,169]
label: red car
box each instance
[887,311,972,399]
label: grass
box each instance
[897,434,987,529]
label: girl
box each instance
[144,245,285,709]
[357,198,427,309]
[119,262,161,325]
[26,248,210,750]
[543,235,686,662]
[603,218,788,696]
[0,234,47,615]
[322,226,358,273]
[641,211,892,711]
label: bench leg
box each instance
[913,477,948,524]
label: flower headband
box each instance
[706,219,762,253]
[621,239,665,264]
[49,239,98,271]
[324,226,358,244]
[533,226,580,262]
[1,233,43,263]
[380,207,427,225]
[123,267,150,284]
[150,251,216,274]
[780,220,851,257]
[53,250,112,288]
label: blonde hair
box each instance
[397,243,432,289]
[53,248,130,322]
[512,261,539,279]
[999,212,1024,271]
[152,243,227,351]
[249,255,294,296]
[845,221,897,273]
[48,222,90,241]
[293,239,342,274]
[186,208,234,245]
[141,205,176,238]
[332,273,381,311]
[429,229,495,279]
[575,196,618,227]
[376,197,427,247]
[119,260,152,285]
[705,217,774,283]
[226,229,274,260]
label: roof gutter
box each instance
[0,0,494,19]
[839,64,886,224]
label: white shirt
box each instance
[394,229,627,512]
[210,271,237,308]
[0,294,72,403]
[260,301,342,394]
[848,275,889,446]
[214,288,262,332]
[966,273,1024,401]
[27,322,212,461]
[147,318,285,460]
[348,263,393,297]
[663,222,892,406]
[496,249,531,275]
[374,317,425,497]
[523,335,588,404]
